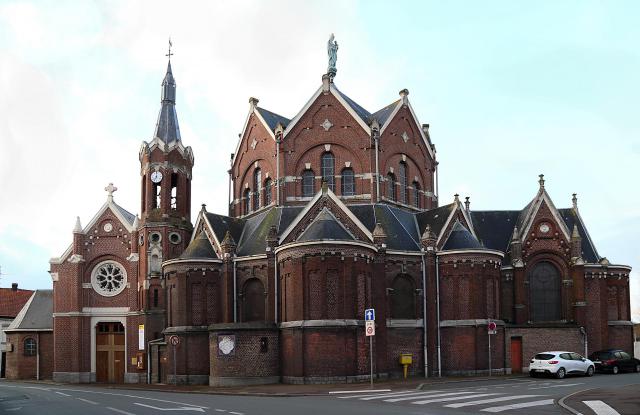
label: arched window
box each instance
[341,168,355,196]
[243,188,251,214]
[413,181,421,209]
[529,261,561,322]
[390,275,416,319]
[264,178,272,205]
[398,161,408,204]
[243,278,265,322]
[24,338,37,356]
[302,170,315,197]
[321,152,335,191]
[387,173,396,201]
[253,168,262,211]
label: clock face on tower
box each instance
[150,171,163,183]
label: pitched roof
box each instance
[256,107,290,131]
[0,288,35,319]
[370,100,400,126]
[297,208,354,242]
[237,208,281,256]
[180,231,217,260]
[558,208,600,262]
[471,210,520,251]
[112,202,136,226]
[6,290,52,331]
[333,87,372,124]
[416,203,456,238]
[442,221,483,250]
[205,212,245,246]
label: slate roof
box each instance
[370,100,400,126]
[333,87,372,125]
[237,208,280,256]
[112,202,136,226]
[297,209,354,242]
[0,288,35,319]
[443,221,483,250]
[154,61,181,143]
[205,213,245,245]
[471,210,520,251]
[558,209,600,262]
[416,203,456,237]
[256,107,290,131]
[180,231,217,260]
[6,290,52,331]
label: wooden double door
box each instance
[96,322,125,383]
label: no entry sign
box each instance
[365,321,375,337]
[170,335,180,346]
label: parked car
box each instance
[529,351,595,379]
[588,349,640,374]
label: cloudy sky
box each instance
[0,0,638,320]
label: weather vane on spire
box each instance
[166,38,173,61]
[327,33,338,79]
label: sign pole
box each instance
[365,308,376,388]
[369,335,373,388]
[488,319,492,377]
[173,343,177,385]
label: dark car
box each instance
[588,349,640,374]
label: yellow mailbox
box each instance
[399,353,413,379]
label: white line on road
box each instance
[55,392,71,397]
[229,412,244,415]
[341,390,437,400]
[5,408,22,412]
[411,393,501,405]
[445,394,545,408]
[583,400,622,415]
[52,388,208,409]
[329,389,391,394]
[529,383,583,390]
[76,398,99,405]
[480,398,555,412]
[385,391,477,403]
[214,410,227,413]
[106,408,136,415]
[134,403,205,412]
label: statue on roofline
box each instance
[327,33,338,78]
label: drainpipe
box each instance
[276,134,281,206]
[147,344,151,384]
[436,255,442,377]
[421,252,428,378]
[374,129,380,202]
[233,257,237,323]
[274,252,279,323]
[36,332,40,380]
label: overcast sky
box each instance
[0,0,638,321]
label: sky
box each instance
[0,0,638,321]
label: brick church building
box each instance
[45,45,632,385]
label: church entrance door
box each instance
[96,322,125,383]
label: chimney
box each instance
[11,283,18,291]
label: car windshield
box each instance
[534,353,555,360]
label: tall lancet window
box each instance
[154,183,161,209]
[387,173,396,201]
[243,189,251,215]
[264,178,272,205]
[170,173,178,210]
[302,170,315,197]
[321,152,335,191]
[398,161,408,204]
[341,168,355,196]
[413,181,421,209]
[253,168,262,211]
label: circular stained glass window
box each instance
[91,261,127,297]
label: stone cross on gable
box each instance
[105,183,118,202]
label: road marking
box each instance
[329,389,391,394]
[106,408,136,415]
[229,412,244,415]
[384,391,477,402]
[5,408,22,412]
[214,410,227,413]
[445,394,545,408]
[343,390,439,400]
[52,388,207,409]
[76,398,99,405]
[480,399,555,412]
[529,383,583,390]
[412,393,501,405]
[134,403,205,412]
[55,392,71,397]
[583,400,621,415]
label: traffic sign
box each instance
[170,335,180,346]
[488,321,497,335]
[365,321,375,337]
[365,308,375,321]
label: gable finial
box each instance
[464,196,470,211]
[327,33,338,80]
[538,174,545,188]
[454,193,460,203]
[73,216,82,233]
[105,183,118,202]
[572,193,578,210]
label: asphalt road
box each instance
[0,373,638,415]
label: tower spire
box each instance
[154,40,181,143]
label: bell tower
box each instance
[137,47,194,337]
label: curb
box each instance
[557,387,594,415]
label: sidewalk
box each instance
[5,373,527,397]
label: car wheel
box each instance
[585,366,594,377]
[530,371,537,378]
[556,368,566,379]
[612,366,619,375]
[635,364,640,373]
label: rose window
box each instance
[91,261,127,297]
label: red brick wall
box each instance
[608,325,633,354]
[5,332,53,380]
[506,327,584,372]
[209,327,279,380]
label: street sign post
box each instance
[365,309,375,388]
[170,335,180,385]
[487,321,496,376]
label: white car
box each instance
[529,351,595,378]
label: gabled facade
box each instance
[37,47,632,385]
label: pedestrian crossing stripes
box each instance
[334,388,555,413]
